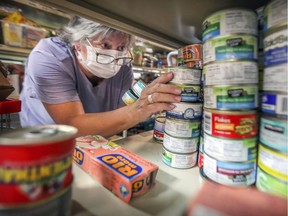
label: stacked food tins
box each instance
[162,44,203,169]
[0,125,77,215]
[202,8,259,186]
[256,0,288,198]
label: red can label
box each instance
[183,44,202,61]
[197,151,204,168]
[204,110,258,139]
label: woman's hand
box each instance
[129,72,181,122]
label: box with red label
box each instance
[73,135,159,203]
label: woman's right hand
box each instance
[129,72,181,123]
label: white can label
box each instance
[203,153,256,186]
[167,103,203,120]
[263,64,288,92]
[169,68,202,85]
[264,0,287,30]
[163,133,199,154]
[204,134,257,162]
[164,118,201,138]
[203,61,258,85]
[203,35,258,64]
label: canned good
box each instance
[183,59,203,69]
[203,61,258,85]
[263,0,287,30]
[263,63,288,92]
[256,166,287,199]
[259,115,287,152]
[167,102,203,120]
[0,185,72,215]
[165,67,202,85]
[182,44,202,61]
[202,8,257,42]
[153,117,166,142]
[0,125,77,205]
[203,153,256,186]
[198,151,204,168]
[122,89,138,105]
[171,83,201,102]
[261,91,287,118]
[161,146,198,169]
[132,80,146,97]
[203,35,258,64]
[204,109,258,139]
[258,144,288,182]
[204,133,257,162]
[163,132,199,154]
[264,26,288,67]
[164,116,201,138]
[204,85,258,110]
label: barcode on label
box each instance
[276,95,288,115]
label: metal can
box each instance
[204,85,258,110]
[161,146,198,169]
[197,151,204,168]
[122,88,139,105]
[263,0,287,31]
[261,91,287,118]
[165,67,202,85]
[167,102,203,120]
[164,116,201,138]
[203,35,258,65]
[263,63,288,92]
[256,166,287,199]
[132,80,146,97]
[204,109,258,139]
[171,83,201,102]
[0,125,77,206]
[183,59,203,69]
[203,153,256,186]
[264,26,288,67]
[203,61,258,85]
[163,132,199,154]
[258,144,288,182]
[182,44,203,61]
[204,133,257,162]
[259,115,287,152]
[153,116,166,142]
[0,185,72,215]
[202,8,258,42]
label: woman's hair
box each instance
[57,16,134,50]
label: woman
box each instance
[20,16,181,137]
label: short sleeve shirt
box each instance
[20,37,133,126]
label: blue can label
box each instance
[262,92,287,117]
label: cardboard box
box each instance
[73,135,159,203]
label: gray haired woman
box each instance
[20,16,181,137]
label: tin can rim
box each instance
[204,108,258,115]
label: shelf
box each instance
[34,0,269,48]
[0,44,30,62]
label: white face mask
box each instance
[78,46,123,79]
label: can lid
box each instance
[0,125,78,145]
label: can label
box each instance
[264,27,288,67]
[132,80,146,97]
[172,84,201,102]
[204,109,258,139]
[122,90,138,105]
[259,116,287,152]
[153,117,166,142]
[198,151,204,168]
[256,167,287,198]
[204,133,257,162]
[261,92,287,118]
[182,44,202,61]
[203,35,258,64]
[0,125,77,205]
[263,0,287,30]
[163,133,199,154]
[164,117,201,138]
[203,153,256,186]
[166,67,202,85]
[263,64,288,92]
[204,85,258,109]
[183,60,203,69]
[202,9,257,42]
[258,144,288,181]
[203,61,258,85]
[161,147,198,169]
[167,102,203,120]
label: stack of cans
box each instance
[161,44,203,169]
[201,8,260,186]
[256,0,288,198]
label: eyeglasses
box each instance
[86,39,133,66]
